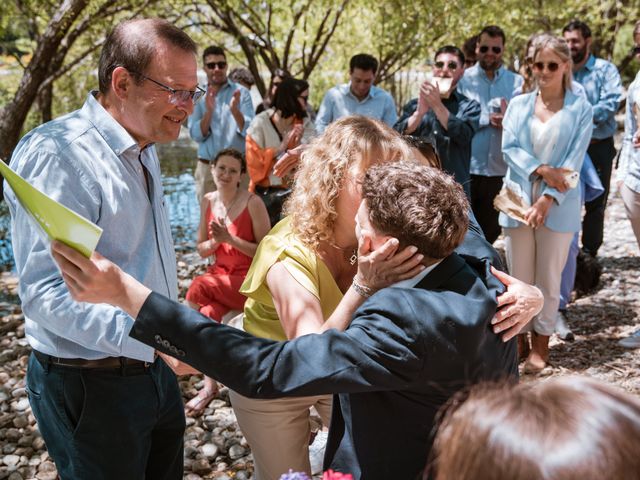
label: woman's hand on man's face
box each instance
[355,231,425,292]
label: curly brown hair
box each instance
[361,162,469,259]
[284,116,412,250]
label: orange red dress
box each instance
[186,202,255,321]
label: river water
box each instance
[0,141,200,272]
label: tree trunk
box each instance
[37,83,54,124]
[0,0,89,165]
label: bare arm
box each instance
[267,233,425,339]
[196,195,219,258]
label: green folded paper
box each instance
[0,160,102,258]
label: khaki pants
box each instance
[194,159,216,204]
[504,225,573,335]
[621,183,640,250]
[229,390,332,480]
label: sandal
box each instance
[184,386,218,417]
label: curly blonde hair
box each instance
[284,116,412,250]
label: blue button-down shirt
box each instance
[458,64,523,177]
[188,80,254,159]
[572,54,622,140]
[617,70,640,192]
[315,83,397,133]
[4,92,178,361]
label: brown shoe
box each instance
[524,332,549,374]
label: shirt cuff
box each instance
[120,320,156,361]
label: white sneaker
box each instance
[309,430,328,475]
[555,311,574,341]
[618,330,640,348]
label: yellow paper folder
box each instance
[0,160,102,258]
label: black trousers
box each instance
[470,175,504,244]
[26,353,185,480]
[582,137,616,256]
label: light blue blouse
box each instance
[616,70,640,193]
[499,89,593,233]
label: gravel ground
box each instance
[1,183,640,479]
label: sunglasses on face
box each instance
[434,61,459,70]
[206,61,227,70]
[134,72,205,105]
[532,61,560,73]
[479,45,502,54]
[633,46,640,55]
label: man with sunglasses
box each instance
[3,19,203,479]
[316,53,397,133]
[458,25,523,244]
[394,46,480,197]
[188,45,254,203]
[562,20,623,258]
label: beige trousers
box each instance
[194,160,216,204]
[504,225,573,335]
[621,183,640,250]
[229,390,332,480]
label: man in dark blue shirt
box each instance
[395,46,480,197]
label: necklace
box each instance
[219,190,241,225]
[329,243,358,266]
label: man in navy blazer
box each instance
[53,162,518,479]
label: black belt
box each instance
[590,136,613,145]
[33,350,154,371]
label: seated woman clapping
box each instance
[184,148,270,415]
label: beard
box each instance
[479,57,501,72]
[571,46,588,64]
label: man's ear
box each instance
[585,37,593,51]
[111,66,132,101]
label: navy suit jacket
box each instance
[130,246,517,480]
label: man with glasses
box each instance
[3,19,200,479]
[316,53,397,133]
[458,25,523,244]
[394,46,480,197]
[562,20,622,258]
[188,46,254,203]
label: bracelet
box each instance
[352,277,375,298]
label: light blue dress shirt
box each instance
[572,55,622,140]
[4,92,178,361]
[315,83,397,133]
[617,70,640,192]
[188,80,254,159]
[457,64,523,177]
[499,90,593,233]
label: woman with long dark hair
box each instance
[246,77,315,225]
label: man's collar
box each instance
[583,54,596,71]
[390,259,443,289]
[414,253,466,291]
[82,91,138,157]
[346,82,374,101]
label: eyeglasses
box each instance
[206,61,227,70]
[135,72,205,105]
[479,45,502,54]
[434,61,459,70]
[532,61,560,72]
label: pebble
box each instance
[2,456,19,467]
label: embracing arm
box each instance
[269,235,424,339]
